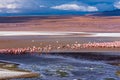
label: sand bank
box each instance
[0,68,39,79]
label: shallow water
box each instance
[0,52,120,80]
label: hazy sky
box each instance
[0,0,120,14]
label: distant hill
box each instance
[87,9,120,16]
[0,8,93,16]
[0,10,89,17]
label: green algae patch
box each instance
[104,78,116,80]
[56,70,68,77]
[116,71,120,76]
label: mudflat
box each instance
[0,16,120,32]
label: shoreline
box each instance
[0,61,39,80]
[0,68,39,80]
[0,34,120,52]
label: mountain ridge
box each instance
[87,9,120,16]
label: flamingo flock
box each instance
[0,41,120,54]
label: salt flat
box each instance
[0,31,120,37]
